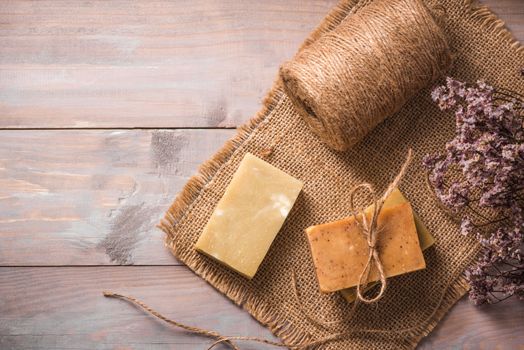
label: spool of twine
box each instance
[279,0,452,151]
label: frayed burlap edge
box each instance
[158,0,523,348]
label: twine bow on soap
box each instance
[350,149,413,304]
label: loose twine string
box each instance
[103,151,438,349]
[102,291,296,350]
[103,0,458,346]
[279,0,452,152]
[103,256,471,350]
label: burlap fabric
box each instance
[159,0,524,348]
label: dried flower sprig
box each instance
[424,76,524,305]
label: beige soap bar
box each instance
[195,153,303,279]
[340,189,434,302]
[306,201,425,293]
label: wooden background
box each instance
[1,0,523,349]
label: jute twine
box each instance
[280,0,452,151]
[350,149,412,304]
[156,0,523,348]
[102,251,473,350]
[103,153,417,349]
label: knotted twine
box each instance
[155,0,523,347]
[103,151,415,349]
[280,0,452,151]
[103,0,450,343]
[350,148,412,304]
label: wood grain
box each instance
[419,296,524,349]
[0,266,278,350]
[486,0,524,42]
[0,0,522,129]
[0,129,233,265]
[0,266,522,350]
[0,0,335,129]
[1,1,523,349]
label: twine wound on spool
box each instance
[110,0,459,347]
[280,0,452,151]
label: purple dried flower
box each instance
[427,76,524,305]
[460,217,473,236]
[446,76,466,98]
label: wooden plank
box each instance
[0,0,522,130]
[3,130,523,349]
[0,0,336,128]
[0,129,233,266]
[485,0,524,43]
[0,266,279,350]
[1,1,523,349]
[419,296,524,349]
[0,266,522,350]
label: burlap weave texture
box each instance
[160,0,524,348]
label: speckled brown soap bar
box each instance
[306,202,426,293]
